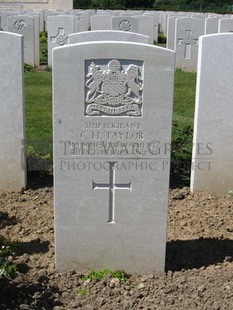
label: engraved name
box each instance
[80,131,144,141]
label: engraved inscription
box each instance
[178,29,198,59]
[14,19,27,31]
[85,59,143,117]
[51,28,67,46]
[84,122,140,130]
[93,161,132,223]
[119,20,132,31]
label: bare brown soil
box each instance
[1,183,233,310]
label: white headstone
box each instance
[47,15,75,67]
[143,12,159,43]
[112,16,138,33]
[71,11,88,32]
[204,17,220,34]
[0,32,26,191]
[68,30,150,45]
[0,11,17,31]
[7,15,36,66]
[53,41,175,274]
[136,15,154,44]
[32,14,40,66]
[44,10,64,31]
[175,17,205,71]
[160,11,173,33]
[96,10,112,15]
[218,18,233,33]
[166,15,178,50]
[91,15,112,31]
[191,33,233,193]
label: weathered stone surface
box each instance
[191,33,233,193]
[53,41,175,273]
[0,32,26,191]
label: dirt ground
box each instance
[1,178,233,310]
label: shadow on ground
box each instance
[0,277,61,310]
[27,171,53,189]
[0,212,17,229]
[166,237,233,271]
[16,239,50,256]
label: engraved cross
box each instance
[178,30,198,59]
[50,27,67,46]
[93,162,132,223]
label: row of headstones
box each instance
[1,8,233,69]
[0,10,90,66]
[1,8,231,35]
[1,30,233,273]
[167,15,233,71]
[0,8,168,34]
[0,10,157,66]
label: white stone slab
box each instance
[32,14,40,66]
[143,12,159,42]
[175,17,205,72]
[191,33,233,193]
[166,15,178,50]
[44,10,63,31]
[7,15,35,66]
[136,15,154,44]
[71,11,88,32]
[96,10,113,15]
[112,16,138,33]
[204,17,221,34]
[25,10,44,32]
[68,30,149,44]
[47,14,75,67]
[0,11,17,31]
[218,18,233,33]
[160,11,173,33]
[0,31,26,191]
[91,14,112,31]
[53,41,175,274]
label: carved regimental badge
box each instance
[14,19,27,31]
[85,59,143,117]
[119,20,132,31]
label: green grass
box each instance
[25,71,52,155]
[40,42,48,64]
[173,69,196,129]
[171,69,196,185]
[81,269,128,283]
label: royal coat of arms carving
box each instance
[85,59,143,117]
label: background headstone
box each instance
[175,17,205,71]
[204,17,220,34]
[91,15,112,31]
[218,18,233,33]
[143,12,159,43]
[112,16,138,33]
[136,15,154,44]
[47,14,75,67]
[0,31,26,191]
[71,11,89,32]
[68,30,149,44]
[191,33,233,193]
[7,15,36,66]
[166,15,178,50]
